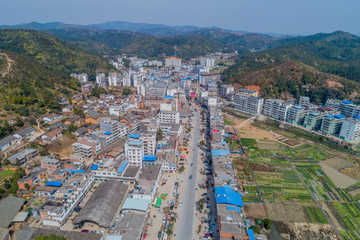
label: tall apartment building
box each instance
[165,57,181,67]
[325,99,341,110]
[220,85,234,98]
[199,73,220,86]
[286,105,305,125]
[99,117,120,142]
[137,85,146,96]
[159,110,180,124]
[339,117,360,142]
[125,139,144,167]
[320,114,345,136]
[303,112,324,131]
[299,96,310,106]
[339,100,357,117]
[108,72,120,87]
[141,132,156,155]
[200,57,215,68]
[72,142,93,160]
[77,137,101,155]
[233,94,264,114]
[96,73,106,87]
[71,73,88,83]
[263,99,292,121]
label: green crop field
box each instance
[296,165,354,202]
[241,138,257,148]
[339,230,360,240]
[281,144,330,161]
[254,170,313,203]
[242,185,262,203]
[0,170,13,179]
[304,206,329,224]
[248,156,290,167]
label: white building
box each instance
[125,140,144,167]
[233,94,264,114]
[142,132,156,155]
[159,111,180,124]
[339,117,360,142]
[200,57,215,68]
[137,85,146,96]
[286,105,305,125]
[96,73,106,87]
[208,97,218,107]
[264,99,292,121]
[108,72,121,87]
[165,57,181,67]
[220,85,234,98]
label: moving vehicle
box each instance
[189,175,192,179]
[158,231,162,238]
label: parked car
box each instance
[161,182,166,186]
[158,231,162,238]
[189,175,192,179]
[81,230,89,233]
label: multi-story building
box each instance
[158,110,180,124]
[96,73,106,88]
[299,96,310,106]
[339,100,357,117]
[199,73,220,86]
[320,114,345,136]
[286,105,305,125]
[72,142,93,160]
[220,85,234,98]
[303,112,324,131]
[81,83,94,94]
[71,73,88,83]
[108,72,120,87]
[236,88,258,97]
[137,85,146,96]
[165,57,181,67]
[263,99,292,121]
[100,117,120,141]
[233,93,264,114]
[200,57,215,68]
[125,140,144,167]
[141,132,156,155]
[40,156,60,174]
[325,99,342,110]
[339,116,360,142]
[39,173,95,226]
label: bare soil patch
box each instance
[322,157,354,170]
[250,163,276,172]
[319,162,358,188]
[340,164,360,181]
[265,204,310,223]
[46,135,76,159]
[256,140,279,150]
[275,221,340,240]
[244,203,267,219]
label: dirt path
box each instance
[0,52,14,77]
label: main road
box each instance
[174,110,201,240]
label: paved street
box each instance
[175,110,201,240]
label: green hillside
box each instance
[0,29,113,117]
[223,31,360,103]
[48,29,222,58]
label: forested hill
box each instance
[47,28,223,58]
[222,31,360,103]
[0,29,113,115]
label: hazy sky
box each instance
[1,0,359,35]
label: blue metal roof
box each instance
[117,161,128,173]
[335,114,345,119]
[128,134,140,139]
[91,165,99,170]
[128,140,143,146]
[143,155,157,162]
[164,95,173,99]
[77,169,85,173]
[224,134,230,137]
[215,185,243,207]
[212,149,230,156]
[104,132,112,135]
[342,100,353,104]
[226,205,241,213]
[45,181,63,187]
[248,229,255,240]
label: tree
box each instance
[179,166,185,173]
[167,229,173,235]
[122,87,132,96]
[16,106,29,116]
[67,124,77,133]
[15,117,24,127]
[24,183,30,191]
[3,159,11,165]
[0,187,4,194]
[263,218,271,230]
[91,87,107,98]
[199,140,205,146]
[4,180,11,189]
[123,58,130,68]
[156,128,163,141]
[47,100,61,110]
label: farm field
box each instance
[319,162,358,189]
[322,202,360,240]
[275,222,340,240]
[297,165,354,201]
[304,206,329,224]
[280,144,330,162]
[266,203,310,222]
[254,170,313,204]
[244,203,267,219]
[242,185,262,203]
[322,157,354,170]
[0,169,13,179]
[233,158,256,185]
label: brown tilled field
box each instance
[265,204,310,223]
[250,163,276,172]
[275,222,340,240]
[244,203,267,219]
[319,162,358,188]
[46,135,76,159]
[322,157,354,170]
